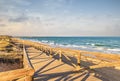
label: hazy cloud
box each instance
[0,24,6,27]
[8,15,29,22]
[0,0,120,36]
[107,24,120,36]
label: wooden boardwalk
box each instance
[26,46,103,81]
[0,37,120,81]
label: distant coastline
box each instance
[2,35,120,38]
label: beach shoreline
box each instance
[20,37,120,54]
[0,36,120,81]
[14,37,120,81]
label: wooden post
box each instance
[49,48,52,58]
[59,50,62,62]
[44,47,46,53]
[41,46,43,51]
[76,52,81,70]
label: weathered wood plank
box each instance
[0,68,34,81]
[0,44,34,81]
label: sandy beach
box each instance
[0,36,120,81]
[13,37,120,81]
[1,0,120,80]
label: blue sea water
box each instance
[21,37,120,54]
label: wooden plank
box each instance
[0,68,34,81]
[12,38,120,71]
[0,45,35,81]
[23,45,34,69]
[59,50,62,62]
[63,54,77,68]
[75,52,81,70]
[25,75,33,81]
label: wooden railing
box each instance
[12,38,120,71]
[0,45,34,81]
[13,38,82,70]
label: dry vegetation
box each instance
[0,35,23,72]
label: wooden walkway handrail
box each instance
[0,68,34,81]
[13,38,82,70]
[12,38,120,70]
[0,43,35,81]
[23,45,34,69]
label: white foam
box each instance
[48,41,55,45]
[107,48,120,52]
[86,43,90,45]
[41,40,49,43]
[22,38,120,54]
[54,44,88,49]
[94,47,106,50]
[91,43,95,46]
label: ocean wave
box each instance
[41,40,49,43]
[94,44,105,47]
[94,47,106,50]
[35,40,55,45]
[86,43,106,47]
[56,44,120,54]
[90,43,106,47]
[49,41,55,45]
[21,38,120,54]
[107,48,120,52]
[55,44,87,49]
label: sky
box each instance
[0,0,120,36]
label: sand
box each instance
[1,37,120,81]
[24,45,120,81]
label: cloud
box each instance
[0,0,120,36]
[0,0,31,7]
[8,15,29,22]
[1,12,120,36]
[0,24,6,27]
[0,0,31,17]
[40,14,120,36]
[106,24,120,36]
[44,0,67,7]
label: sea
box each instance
[20,37,120,54]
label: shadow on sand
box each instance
[26,47,120,81]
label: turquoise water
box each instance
[21,37,120,54]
